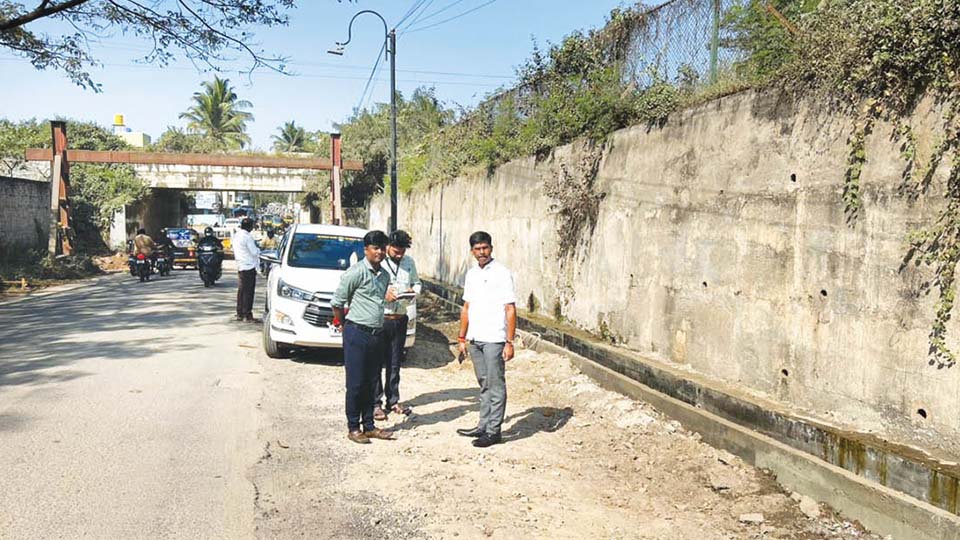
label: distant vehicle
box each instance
[186,213,223,228]
[223,218,242,230]
[166,228,199,269]
[213,227,234,255]
[260,224,416,358]
[282,215,295,226]
[266,215,285,230]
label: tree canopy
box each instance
[179,76,253,150]
[0,0,352,91]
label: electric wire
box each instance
[397,0,437,33]
[355,41,386,111]
[404,0,469,28]
[395,0,429,29]
[404,0,500,34]
[0,55,503,87]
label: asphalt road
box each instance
[0,262,266,539]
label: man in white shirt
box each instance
[456,231,517,448]
[233,218,261,322]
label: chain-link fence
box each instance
[466,0,751,123]
[622,0,742,88]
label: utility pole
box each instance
[329,10,398,233]
[389,29,398,233]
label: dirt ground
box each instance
[250,296,885,540]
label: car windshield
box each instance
[287,233,363,270]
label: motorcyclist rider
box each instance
[156,228,175,258]
[259,228,278,250]
[197,226,224,251]
[133,228,156,257]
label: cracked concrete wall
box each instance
[0,176,49,252]
[371,90,960,446]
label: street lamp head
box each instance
[327,45,345,56]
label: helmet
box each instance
[266,228,275,238]
[204,227,214,237]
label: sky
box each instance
[1,0,633,150]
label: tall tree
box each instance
[179,77,253,150]
[0,1,354,91]
[271,121,308,152]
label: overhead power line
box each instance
[398,0,437,32]
[405,0,469,28]
[356,42,386,112]
[404,0,500,34]
[0,55,505,87]
[395,0,429,28]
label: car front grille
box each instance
[303,292,335,327]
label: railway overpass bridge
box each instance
[25,123,359,254]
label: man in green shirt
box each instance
[331,230,395,444]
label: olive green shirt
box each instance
[331,257,390,328]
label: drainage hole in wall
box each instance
[790,173,797,183]
[702,281,708,288]
[781,369,789,377]
[820,289,828,297]
[719,189,725,195]
[917,408,928,420]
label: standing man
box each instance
[233,217,261,323]
[456,231,517,448]
[374,230,422,420]
[331,230,395,444]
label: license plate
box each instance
[328,325,342,337]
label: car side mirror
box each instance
[260,251,280,265]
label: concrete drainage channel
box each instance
[422,278,960,540]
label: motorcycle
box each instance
[197,244,223,287]
[132,253,151,282]
[154,249,172,277]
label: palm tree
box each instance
[271,121,308,152]
[179,77,253,150]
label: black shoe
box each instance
[472,433,502,448]
[456,427,484,438]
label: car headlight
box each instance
[278,279,313,302]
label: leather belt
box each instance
[345,320,383,335]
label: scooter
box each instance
[197,244,223,287]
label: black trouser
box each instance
[343,321,384,432]
[375,315,408,409]
[236,268,256,319]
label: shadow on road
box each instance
[0,270,252,389]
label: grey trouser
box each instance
[469,341,507,436]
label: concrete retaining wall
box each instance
[370,90,960,452]
[0,176,49,252]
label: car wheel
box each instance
[263,311,291,359]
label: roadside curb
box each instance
[423,278,960,540]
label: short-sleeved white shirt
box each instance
[462,259,516,343]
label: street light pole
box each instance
[388,29,397,234]
[329,10,398,233]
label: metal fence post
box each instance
[710,0,720,84]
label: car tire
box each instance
[263,311,291,359]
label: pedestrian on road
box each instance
[133,228,156,256]
[233,217,261,323]
[456,231,517,448]
[331,230,396,444]
[374,230,421,420]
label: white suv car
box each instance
[260,224,416,358]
